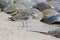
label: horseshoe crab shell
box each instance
[42,9,58,16]
[9,8,43,21]
[33,2,54,11]
[42,13,60,24]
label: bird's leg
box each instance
[24,21,28,27]
[22,21,25,27]
[25,21,28,27]
[22,20,28,29]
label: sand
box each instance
[0,12,60,40]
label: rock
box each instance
[42,9,58,16]
[4,4,26,14]
[33,2,54,11]
[46,1,60,12]
[41,13,60,24]
[48,29,60,38]
[0,0,14,10]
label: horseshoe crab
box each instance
[42,9,58,16]
[33,2,54,11]
[41,13,60,24]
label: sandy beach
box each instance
[0,12,60,40]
